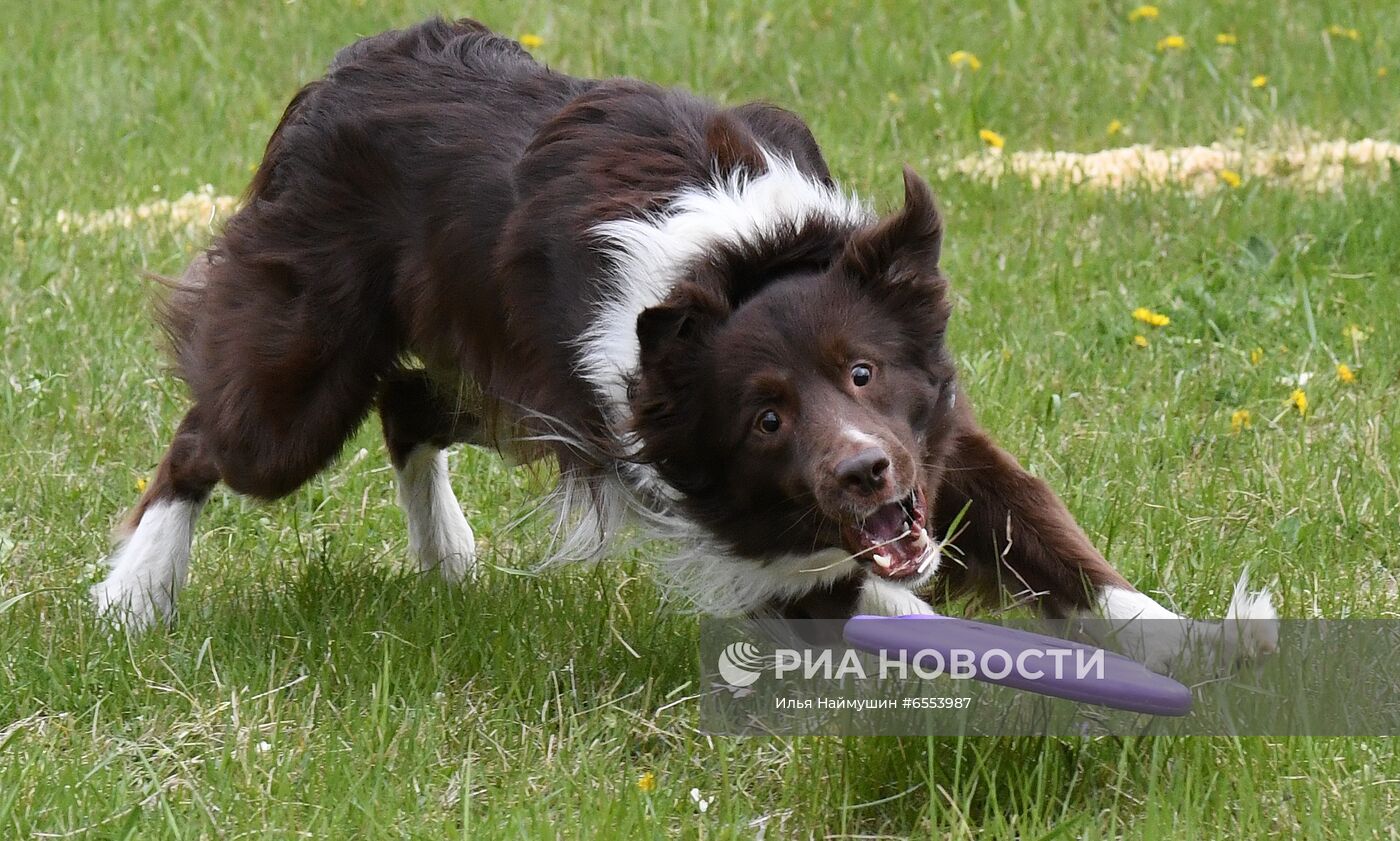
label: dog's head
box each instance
[630,168,959,586]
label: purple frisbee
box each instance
[843,614,1192,716]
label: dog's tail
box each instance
[145,251,215,380]
[149,70,329,377]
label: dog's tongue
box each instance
[862,501,906,543]
[841,499,925,580]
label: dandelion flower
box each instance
[1251,74,1269,88]
[1380,67,1389,78]
[1230,409,1252,433]
[519,33,544,49]
[1290,388,1308,416]
[1132,334,1149,348]
[1132,306,1171,327]
[1250,347,1264,365]
[949,50,983,71]
[1156,35,1187,52]
[136,477,148,492]
[1337,363,1356,383]
[886,91,901,104]
[1326,25,1360,41]
[1107,118,1124,136]
[637,772,657,793]
[979,128,1005,149]
[1216,33,1238,46]
[1128,5,1160,22]
[1220,169,1242,188]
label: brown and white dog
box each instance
[94,18,1276,672]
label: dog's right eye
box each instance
[756,410,782,434]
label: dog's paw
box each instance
[411,520,478,585]
[855,577,937,617]
[428,542,479,585]
[1136,573,1279,676]
[90,571,171,634]
[398,448,479,585]
[1219,574,1280,662]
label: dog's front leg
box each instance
[855,576,939,617]
[932,424,1278,675]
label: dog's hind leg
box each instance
[378,370,484,583]
[92,410,221,631]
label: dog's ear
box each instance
[839,166,944,282]
[636,281,729,362]
[705,112,768,176]
[838,168,951,347]
[632,283,730,495]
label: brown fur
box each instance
[124,16,1145,623]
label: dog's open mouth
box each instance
[840,487,936,581]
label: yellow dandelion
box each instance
[1132,306,1171,327]
[1220,169,1242,188]
[1234,125,1247,137]
[1128,5,1160,22]
[948,50,983,71]
[978,128,1005,149]
[1216,33,1238,46]
[136,477,148,492]
[1326,25,1360,42]
[1132,334,1149,348]
[1107,118,1124,136]
[1337,363,1356,384]
[1251,74,1269,88]
[1156,35,1187,52]
[518,33,544,49]
[1230,409,1252,433]
[1380,67,1389,78]
[886,91,901,104]
[637,772,657,793]
[1291,388,1308,416]
[1250,347,1264,365]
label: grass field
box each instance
[3,0,1400,837]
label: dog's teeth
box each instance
[873,553,893,569]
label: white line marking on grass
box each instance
[49,135,1400,240]
[53,185,239,236]
[946,138,1400,194]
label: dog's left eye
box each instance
[851,364,873,387]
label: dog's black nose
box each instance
[835,448,891,494]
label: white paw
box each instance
[91,570,172,633]
[1219,574,1280,661]
[89,499,198,634]
[397,448,479,585]
[856,576,937,617]
[415,525,478,584]
[1132,574,1279,676]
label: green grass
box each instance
[3,0,1399,837]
